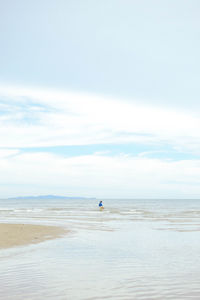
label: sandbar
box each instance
[0,223,67,249]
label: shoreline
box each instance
[0,223,67,249]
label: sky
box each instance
[0,0,200,198]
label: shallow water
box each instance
[0,198,200,299]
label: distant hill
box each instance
[6,195,96,200]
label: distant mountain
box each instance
[6,195,96,200]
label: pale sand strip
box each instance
[0,223,67,249]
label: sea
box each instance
[0,198,200,300]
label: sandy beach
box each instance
[0,223,67,249]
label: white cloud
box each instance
[0,84,200,197]
[0,151,200,198]
[0,84,200,152]
[0,149,20,158]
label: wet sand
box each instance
[0,223,67,249]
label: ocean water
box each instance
[0,198,200,300]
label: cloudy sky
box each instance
[0,0,200,198]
